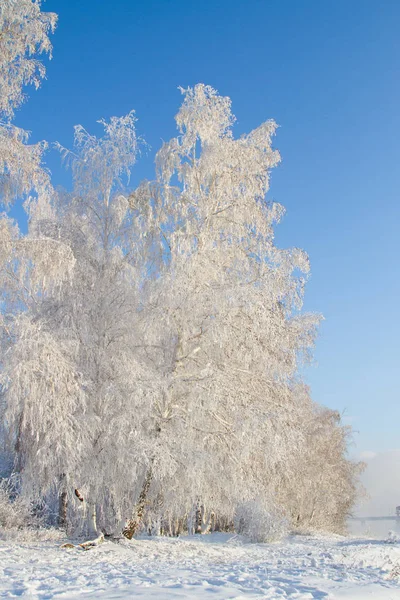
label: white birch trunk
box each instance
[87,503,98,537]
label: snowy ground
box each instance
[1,533,400,599]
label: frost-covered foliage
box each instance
[0,477,63,540]
[234,499,288,543]
[0,0,56,206]
[0,1,64,343]
[0,0,56,120]
[0,78,362,538]
[0,123,50,206]
[0,475,42,536]
[279,402,364,534]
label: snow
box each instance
[0,533,400,599]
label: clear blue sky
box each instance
[12,0,400,455]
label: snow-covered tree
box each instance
[1,111,161,535]
[278,394,364,533]
[0,2,79,515]
[128,85,361,534]
[125,85,313,527]
[1,80,362,537]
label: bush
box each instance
[0,476,65,541]
[0,476,38,532]
[234,499,288,543]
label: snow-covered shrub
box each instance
[0,478,63,541]
[234,499,288,542]
[0,476,39,532]
[386,531,400,544]
[0,525,64,542]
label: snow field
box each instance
[0,533,400,599]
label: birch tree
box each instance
[3,112,158,535]
[0,1,78,499]
[133,85,359,534]
[129,85,318,526]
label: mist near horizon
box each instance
[349,449,400,538]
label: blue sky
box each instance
[12,0,400,455]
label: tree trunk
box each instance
[193,499,213,534]
[87,503,98,537]
[201,507,215,534]
[73,488,98,538]
[58,490,68,528]
[57,474,68,528]
[14,412,24,472]
[122,466,153,540]
[195,499,203,534]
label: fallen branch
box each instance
[60,532,105,551]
